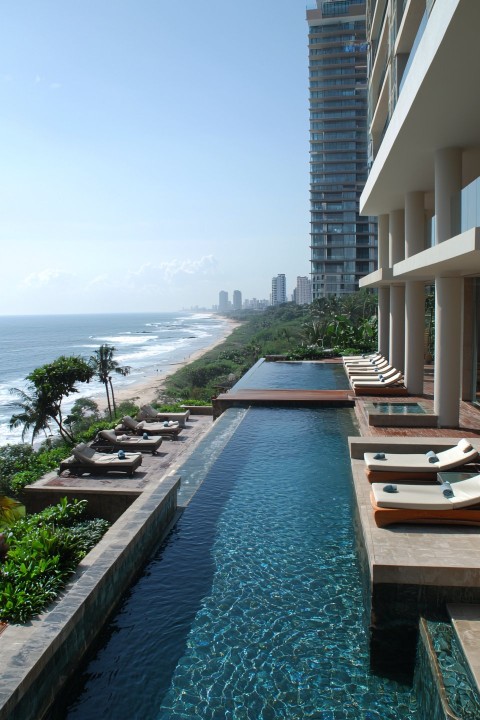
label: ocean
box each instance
[0,312,230,446]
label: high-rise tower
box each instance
[307,0,377,298]
[271,274,287,305]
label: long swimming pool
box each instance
[59,407,418,719]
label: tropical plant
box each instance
[0,496,25,530]
[0,498,110,623]
[9,387,52,445]
[89,345,131,419]
[10,356,94,445]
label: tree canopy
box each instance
[10,356,94,445]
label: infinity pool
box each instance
[60,408,418,719]
[232,359,349,390]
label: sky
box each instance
[0,1,310,314]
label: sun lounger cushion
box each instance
[71,443,142,467]
[98,429,162,452]
[371,474,480,510]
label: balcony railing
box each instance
[398,10,427,95]
[452,176,480,236]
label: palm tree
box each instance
[89,345,131,419]
[9,387,52,445]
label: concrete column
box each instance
[377,214,389,268]
[405,192,425,257]
[405,282,425,394]
[378,286,390,358]
[390,285,405,373]
[434,148,462,244]
[434,276,463,427]
[389,209,405,266]
[404,192,426,394]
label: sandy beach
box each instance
[92,318,241,412]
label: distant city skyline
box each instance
[0,2,311,315]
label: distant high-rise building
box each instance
[295,276,312,305]
[218,290,229,312]
[233,290,242,311]
[307,0,377,298]
[243,298,269,310]
[271,274,287,305]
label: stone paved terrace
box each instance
[22,414,215,521]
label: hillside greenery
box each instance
[161,292,378,401]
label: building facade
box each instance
[232,290,242,311]
[218,291,229,313]
[271,274,287,305]
[360,0,480,427]
[307,0,377,299]
[295,276,313,305]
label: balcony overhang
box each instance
[360,0,480,216]
[393,228,480,281]
[359,266,394,288]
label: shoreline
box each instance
[92,318,241,412]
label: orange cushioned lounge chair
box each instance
[371,474,480,527]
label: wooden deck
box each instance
[213,388,355,418]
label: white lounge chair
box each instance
[348,366,397,382]
[342,352,382,362]
[344,356,386,368]
[346,362,391,377]
[364,438,479,482]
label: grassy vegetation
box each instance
[162,304,311,401]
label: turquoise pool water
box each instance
[232,360,349,390]
[61,408,418,719]
[372,403,426,415]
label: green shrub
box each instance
[0,498,110,623]
[1,445,72,496]
[113,400,140,419]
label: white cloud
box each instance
[85,274,109,288]
[126,256,218,287]
[50,82,61,90]
[21,268,75,288]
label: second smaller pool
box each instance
[372,402,426,415]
